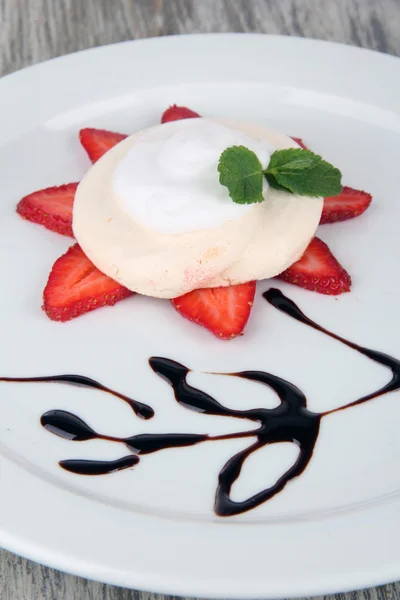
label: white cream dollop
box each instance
[113,119,272,235]
[73,119,323,298]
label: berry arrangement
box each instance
[16,105,372,339]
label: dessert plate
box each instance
[1,34,400,598]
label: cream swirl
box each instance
[113,119,271,235]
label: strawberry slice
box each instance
[278,237,351,295]
[171,281,256,339]
[16,183,78,237]
[43,244,132,322]
[321,186,372,224]
[161,105,201,123]
[291,137,308,149]
[79,128,128,163]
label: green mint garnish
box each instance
[217,145,264,204]
[218,146,342,204]
[265,148,342,197]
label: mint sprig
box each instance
[218,146,342,204]
[217,145,264,204]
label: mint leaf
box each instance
[218,146,342,203]
[265,148,342,197]
[267,148,319,173]
[264,172,287,192]
[218,146,264,204]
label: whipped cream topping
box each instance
[113,119,272,235]
[73,119,323,298]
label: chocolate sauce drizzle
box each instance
[148,357,320,516]
[264,288,400,415]
[41,409,208,453]
[0,373,154,420]
[60,455,139,475]
[3,289,400,517]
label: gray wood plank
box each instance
[1,0,400,76]
[0,0,399,598]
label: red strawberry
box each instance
[79,128,128,163]
[161,105,200,123]
[171,282,256,339]
[43,244,132,322]
[278,237,351,295]
[291,137,308,149]
[16,183,78,237]
[321,186,372,224]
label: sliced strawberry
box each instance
[171,282,256,339]
[79,128,128,163]
[278,237,351,295]
[16,183,78,237]
[321,186,372,224]
[161,105,201,123]
[43,244,132,322]
[291,137,308,149]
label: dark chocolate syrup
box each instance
[6,289,400,516]
[149,357,320,516]
[0,373,154,419]
[264,288,400,415]
[41,409,208,454]
[60,455,139,475]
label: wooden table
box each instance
[1,0,400,598]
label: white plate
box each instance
[1,34,400,598]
